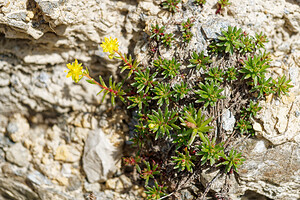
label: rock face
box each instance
[0,0,299,199]
[83,129,121,183]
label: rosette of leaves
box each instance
[188,51,212,70]
[241,100,262,119]
[216,0,232,14]
[162,0,181,13]
[239,54,270,86]
[225,67,238,82]
[195,81,226,107]
[153,57,180,79]
[180,105,213,145]
[271,75,293,97]
[132,67,158,93]
[127,91,151,111]
[150,24,165,41]
[145,180,167,200]
[148,107,180,139]
[162,33,175,47]
[181,18,194,32]
[182,31,193,43]
[211,26,243,55]
[172,147,195,172]
[217,148,246,173]
[255,32,269,50]
[172,82,191,101]
[197,136,224,166]
[205,67,224,83]
[140,160,160,186]
[240,34,255,54]
[250,77,273,97]
[235,118,252,134]
[152,82,174,107]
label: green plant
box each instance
[239,54,270,86]
[95,75,125,106]
[197,135,224,166]
[205,67,224,83]
[131,67,158,94]
[217,149,245,173]
[145,180,167,199]
[240,33,255,54]
[181,18,194,43]
[162,0,181,13]
[225,67,238,82]
[181,18,194,32]
[241,100,262,119]
[195,81,226,107]
[216,0,231,14]
[182,31,193,43]
[140,160,161,186]
[172,147,195,172]
[152,82,174,107]
[153,57,180,79]
[210,26,243,55]
[162,33,175,47]
[148,107,180,139]
[271,75,293,97]
[188,51,212,70]
[180,106,213,145]
[235,118,252,134]
[250,77,274,97]
[65,24,290,199]
[150,24,165,41]
[127,91,150,111]
[194,0,206,7]
[254,32,269,50]
[173,82,191,101]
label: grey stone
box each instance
[27,170,52,186]
[5,142,32,167]
[0,133,13,148]
[222,109,236,131]
[84,181,101,192]
[289,66,299,85]
[67,176,82,191]
[179,189,194,200]
[34,0,59,16]
[201,18,230,39]
[7,11,27,21]
[83,129,121,183]
[0,72,10,86]
[0,177,39,200]
[6,122,18,134]
[238,140,300,200]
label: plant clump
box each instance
[65,21,293,200]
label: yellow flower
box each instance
[100,37,119,59]
[65,59,83,83]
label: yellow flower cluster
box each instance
[100,37,119,59]
[65,59,83,83]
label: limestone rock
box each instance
[5,142,32,167]
[6,113,30,143]
[222,109,236,131]
[27,170,52,186]
[0,177,39,200]
[54,145,81,163]
[83,129,122,183]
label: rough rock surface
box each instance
[83,129,122,183]
[0,0,299,199]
